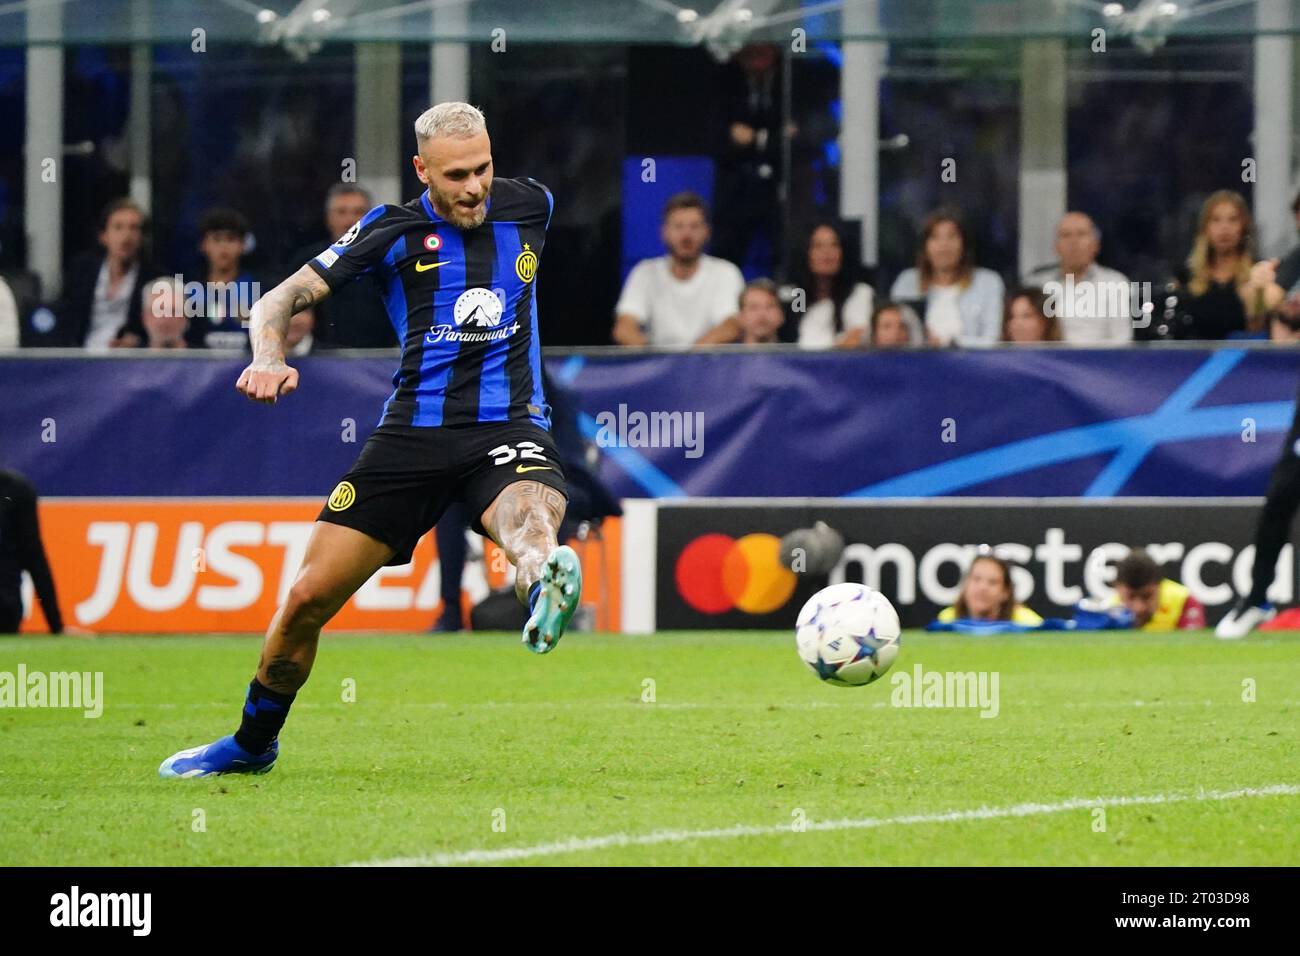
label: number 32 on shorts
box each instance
[488,441,552,474]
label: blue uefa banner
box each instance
[0,348,1296,498]
[551,348,1300,499]
[0,356,394,497]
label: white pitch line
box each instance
[346,783,1300,867]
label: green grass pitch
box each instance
[1,630,1297,866]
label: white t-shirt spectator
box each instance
[616,254,745,346]
[1022,262,1134,343]
[797,283,873,349]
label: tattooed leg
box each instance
[480,480,567,604]
[157,520,395,776]
[255,521,394,693]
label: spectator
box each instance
[1172,190,1283,339]
[1001,288,1062,343]
[284,305,323,356]
[713,42,785,277]
[1270,292,1300,343]
[186,207,261,350]
[890,209,1004,346]
[58,198,158,350]
[785,221,873,349]
[285,184,395,349]
[140,279,190,349]
[935,553,1042,625]
[613,192,744,347]
[1109,550,1205,631]
[0,469,63,634]
[1272,190,1300,292]
[1023,212,1133,343]
[735,279,785,344]
[868,301,925,348]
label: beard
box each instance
[430,184,489,229]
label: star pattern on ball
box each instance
[812,655,842,681]
[849,627,880,662]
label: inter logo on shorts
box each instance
[327,481,356,512]
[515,243,538,283]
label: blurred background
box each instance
[1,0,1297,343]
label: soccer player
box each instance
[1216,291,1300,639]
[160,102,582,778]
[1216,434,1297,639]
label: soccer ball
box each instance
[795,582,901,686]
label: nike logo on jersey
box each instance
[414,259,446,272]
[516,465,552,473]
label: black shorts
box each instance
[317,421,568,566]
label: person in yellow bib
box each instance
[1109,550,1206,631]
[937,553,1043,626]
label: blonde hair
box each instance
[414,102,486,143]
[1186,190,1253,298]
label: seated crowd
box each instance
[3,184,1299,351]
[0,183,389,352]
[613,186,1300,350]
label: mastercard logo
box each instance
[675,533,797,614]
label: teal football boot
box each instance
[522,545,582,654]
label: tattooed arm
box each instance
[236,264,331,404]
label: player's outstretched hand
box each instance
[236,360,299,405]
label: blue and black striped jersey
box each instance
[306,177,553,429]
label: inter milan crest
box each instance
[515,243,538,283]
[327,481,356,512]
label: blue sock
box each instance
[528,581,542,614]
[234,679,295,755]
